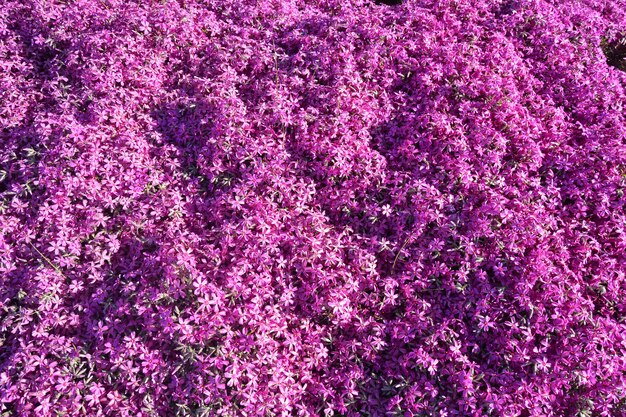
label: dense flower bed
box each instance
[2,0,626,415]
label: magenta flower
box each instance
[2,0,626,415]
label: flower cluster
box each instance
[2,0,626,416]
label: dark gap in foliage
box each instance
[374,0,403,5]
[601,36,626,71]
[276,38,301,56]
[497,0,519,17]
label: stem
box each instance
[29,242,65,277]
[391,237,411,273]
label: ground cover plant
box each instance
[2,0,626,415]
